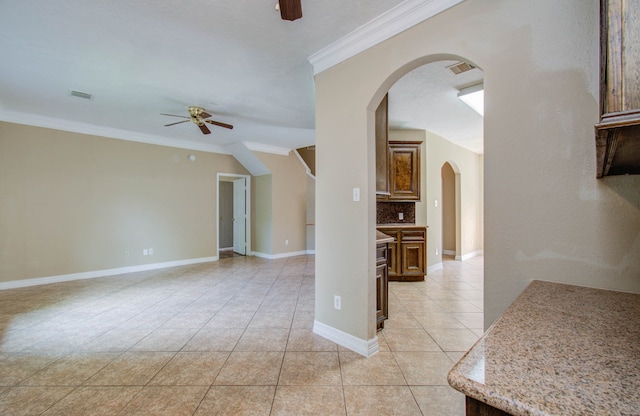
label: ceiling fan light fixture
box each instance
[458,83,484,116]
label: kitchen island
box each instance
[447,280,640,416]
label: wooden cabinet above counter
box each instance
[595,0,640,177]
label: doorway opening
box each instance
[441,161,461,260]
[217,173,251,259]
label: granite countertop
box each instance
[375,230,395,243]
[447,280,640,416]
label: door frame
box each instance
[216,173,252,259]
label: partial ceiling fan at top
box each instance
[277,0,302,21]
[161,106,233,135]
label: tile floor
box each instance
[0,254,483,415]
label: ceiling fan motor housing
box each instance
[279,0,302,21]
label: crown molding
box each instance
[244,141,291,156]
[308,0,464,75]
[0,110,232,154]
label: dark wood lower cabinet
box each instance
[466,397,512,416]
[376,242,389,330]
[377,226,427,282]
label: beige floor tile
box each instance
[0,386,74,416]
[0,354,60,386]
[118,385,208,416]
[160,312,214,329]
[0,255,484,415]
[286,329,337,351]
[194,385,276,416]
[235,328,290,351]
[214,351,284,385]
[77,328,154,352]
[271,385,346,415]
[393,351,455,385]
[382,328,442,352]
[248,312,293,329]
[278,351,341,386]
[21,353,118,386]
[380,312,422,329]
[129,328,198,352]
[41,386,141,416]
[340,351,406,385]
[427,328,480,352]
[182,328,244,351]
[411,385,466,415]
[413,312,468,330]
[203,311,255,329]
[84,352,174,386]
[291,311,314,329]
[343,385,422,415]
[149,352,229,385]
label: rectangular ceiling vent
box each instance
[447,62,476,75]
[69,90,93,100]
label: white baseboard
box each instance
[313,320,379,357]
[251,250,311,260]
[427,262,443,274]
[442,250,456,256]
[0,257,218,291]
[457,250,484,261]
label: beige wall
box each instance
[252,175,273,254]
[254,151,308,255]
[0,122,249,283]
[315,0,640,345]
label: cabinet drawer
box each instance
[400,229,425,241]
[376,244,388,264]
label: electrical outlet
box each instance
[334,295,341,310]
[435,248,439,256]
[398,212,404,220]
[143,249,148,256]
[285,240,289,246]
[148,248,154,255]
[352,188,360,202]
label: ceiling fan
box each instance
[161,106,234,135]
[277,0,302,21]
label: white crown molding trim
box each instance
[308,0,464,75]
[313,320,379,357]
[0,257,218,291]
[251,250,309,260]
[244,141,292,156]
[0,110,230,154]
[427,262,444,274]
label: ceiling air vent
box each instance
[447,62,476,75]
[69,90,93,100]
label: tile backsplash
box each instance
[377,202,415,224]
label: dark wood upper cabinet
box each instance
[376,94,390,195]
[387,141,421,201]
[595,0,640,177]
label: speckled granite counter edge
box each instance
[447,280,640,416]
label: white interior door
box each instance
[233,178,247,255]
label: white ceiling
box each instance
[0,0,483,155]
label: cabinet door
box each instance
[401,242,425,275]
[376,262,388,329]
[388,142,420,200]
[386,241,400,278]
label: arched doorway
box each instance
[441,161,462,260]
